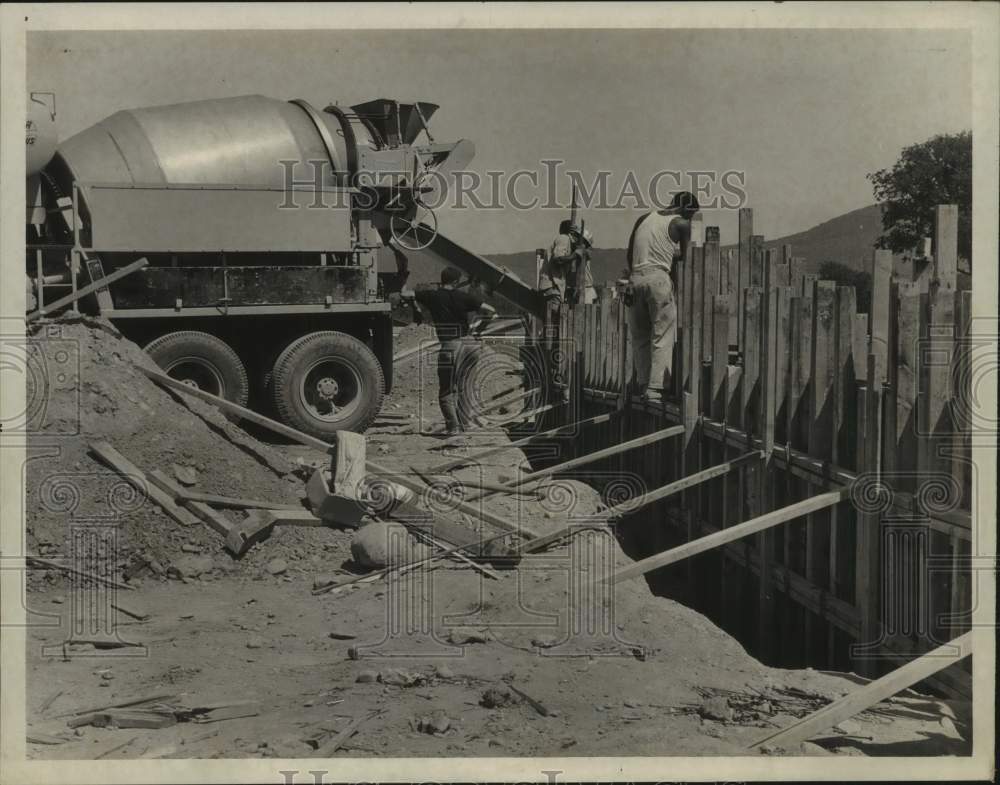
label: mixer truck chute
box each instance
[26,94,546,438]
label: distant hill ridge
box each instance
[387,203,885,287]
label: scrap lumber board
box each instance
[111,598,150,621]
[750,631,972,750]
[139,366,542,539]
[27,258,148,323]
[373,460,544,539]
[316,711,380,756]
[386,498,486,553]
[167,489,304,511]
[25,555,132,591]
[409,529,501,580]
[146,470,234,540]
[428,411,616,472]
[54,692,177,720]
[139,367,334,454]
[607,488,849,584]
[89,441,200,527]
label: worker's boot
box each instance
[439,396,461,436]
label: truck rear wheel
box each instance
[271,331,384,437]
[144,331,249,410]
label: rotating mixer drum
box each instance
[50,94,378,201]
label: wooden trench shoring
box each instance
[537,205,973,700]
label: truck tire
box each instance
[144,331,249,411]
[271,331,384,437]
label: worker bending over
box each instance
[403,267,496,436]
[625,191,699,404]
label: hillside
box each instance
[386,204,886,290]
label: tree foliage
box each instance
[818,260,872,314]
[867,131,971,264]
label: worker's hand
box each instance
[399,288,416,301]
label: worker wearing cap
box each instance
[402,267,496,435]
[539,221,595,309]
[625,190,699,403]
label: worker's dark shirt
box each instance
[415,287,484,341]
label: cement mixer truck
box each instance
[26,94,545,437]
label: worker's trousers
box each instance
[627,266,676,395]
[437,338,480,432]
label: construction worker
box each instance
[573,226,597,305]
[625,190,699,403]
[539,220,595,312]
[402,267,497,435]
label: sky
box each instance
[27,28,971,253]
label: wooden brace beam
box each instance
[607,487,849,584]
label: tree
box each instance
[867,131,971,266]
[818,261,872,314]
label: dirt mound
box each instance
[24,316,334,586]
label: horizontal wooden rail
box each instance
[471,423,685,500]
[607,488,849,584]
[603,451,762,520]
[749,632,972,750]
[428,412,617,473]
[27,258,148,323]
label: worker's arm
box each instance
[668,217,692,261]
[626,214,649,269]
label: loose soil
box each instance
[22,317,971,759]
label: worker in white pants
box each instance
[625,191,699,403]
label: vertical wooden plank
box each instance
[676,253,690,396]
[688,246,704,409]
[782,243,793,265]
[917,286,955,512]
[788,294,813,454]
[894,282,924,494]
[808,281,837,660]
[741,288,762,434]
[750,235,765,287]
[737,208,753,352]
[870,249,893,385]
[702,228,721,365]
[601,295,611,393]
[853,313,869,382]
[934,204,958,290]
[573,298,586,421]
[710,295,730,421]
[791,256,807,296]
[774,287,792,451]
[756,262,779,661]
[726,248,739,347]
[834,286,857,468]
[952,290,973,508]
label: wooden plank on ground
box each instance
[749,632,971,750]
[89,441,200,528]
[608,489,849,584]
[167,489,304,511]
